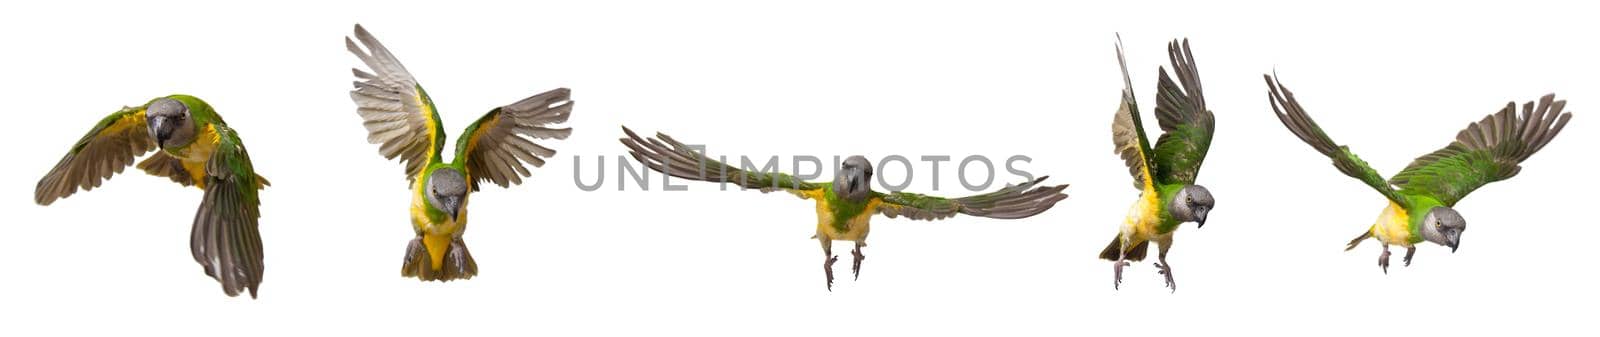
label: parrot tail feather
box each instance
[1099,237,1149,261]
[1345,231,1372,251]
[401,237,479,281]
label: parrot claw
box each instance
[1403,247,1416,267]
[1378,249,1392,274]
[1154,262,1176,292]
[851,246,865,281]
[1112,260,1132,290]
[824,255,838,291]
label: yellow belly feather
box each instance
[1370,201,1412,246]
[1120,184,1163,243]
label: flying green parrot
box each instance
[1101,37,1216,292]
[345,24,574,281]
[1263,75,1572,273]
[620,127,1069,290]
[35,95,269,298]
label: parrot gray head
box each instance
[145,97,195,150]
[1169,185,1215,228]
[833,156,874,202]
[1420,207,1466,252]
[426,168,468,221]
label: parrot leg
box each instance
[441,237,478,280]
[1113,240,1130,290]
[401,236,433,280]
[1378,245,1392,274]
[820,238,837,291]
[851,241,865,281]
[1153,236,1176,292]
[1403,246,1416,267]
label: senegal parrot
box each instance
[620,127,1069,290]
[35,95,269,298]
[1102,37,1216,292]
[1263,75,1572,273]
[345,24,574,281]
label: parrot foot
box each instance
[851,245,865,281]
[824,255,838,291]
[440,237,478,281]
[1113,260,1131,290]
[401,236,432,279]
[1378,248,1392,274]
[1154,262,1176,292]
[1403,247,1416,267]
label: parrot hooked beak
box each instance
[441,195,462,222]
[1448,232,1461,253]
[148,116,173,150]
[1195,206,1209,228]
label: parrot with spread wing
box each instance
[1101,37,1216,292]
[36,95,269,298]
[345,24,574,281]
[1264,75,1572,273]
[620,127,1069,290]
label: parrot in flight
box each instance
[36,95,269,298]
[620,127,1069,290]
[1263,75,1572,273]
[345,24,574,281]
[1101,37,1217,292]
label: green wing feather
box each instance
[190,125,266,298]
[1391,94,1572,206]
[876,177,1068,221]
[346,24,447,183]
[619,126,821,192]
[1111,35,1156,190]
[1264,75,1411,208]
[35,105,154,205]
[1148,39,1214,185]
[455,88,574,190]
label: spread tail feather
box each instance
[402,236,478,281]
[1099,236,1148,261]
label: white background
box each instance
[3,1,1595,335]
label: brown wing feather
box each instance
[1390,94,1573,206]
[346,24,442,182]
[458,88,574,190]
[619,127,821,192]
[35,106,154,205]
